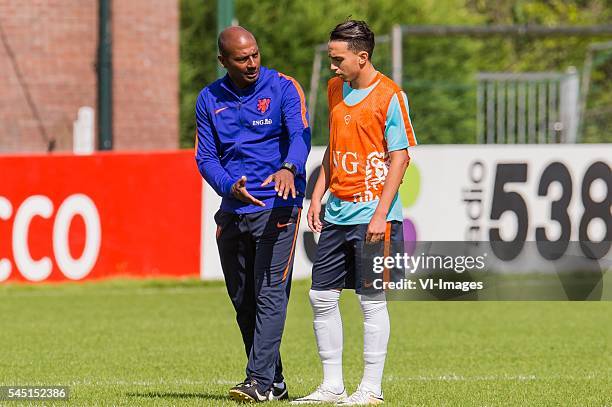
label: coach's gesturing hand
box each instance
[261,169,296,200]
[232,176,265,206]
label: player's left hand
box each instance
[366,213,387,243]
[261,169,296,200]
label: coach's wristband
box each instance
[280,162,297,176]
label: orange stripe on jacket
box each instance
[194,129,199,155]
[282,208,302,281]
[278,72,308,128]
[396,91,417,147]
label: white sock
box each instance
[358,294,389,395]
[309,289,344,393]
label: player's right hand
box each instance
[231,176,265,207]
[307,200,323,233]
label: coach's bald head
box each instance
[217,26,261,88]
[218,26,256,56]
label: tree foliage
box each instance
[180,0,612,147]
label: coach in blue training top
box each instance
[195,26,310,403]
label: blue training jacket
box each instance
[195,66,311,214]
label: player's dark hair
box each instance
[329,19,375,60]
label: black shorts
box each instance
[311,219,404,293]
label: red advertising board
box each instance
[0,151,201,282]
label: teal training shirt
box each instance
[324,78,416,225]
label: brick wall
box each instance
[0,0,178,153]
[113,0,179,150]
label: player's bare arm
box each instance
[366,148,410,242]
[307,147,331,233]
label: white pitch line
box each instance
[385,373,604,382]
[3,373,604,388]
[0,286,225,298]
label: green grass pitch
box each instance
[0,278,610,406]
